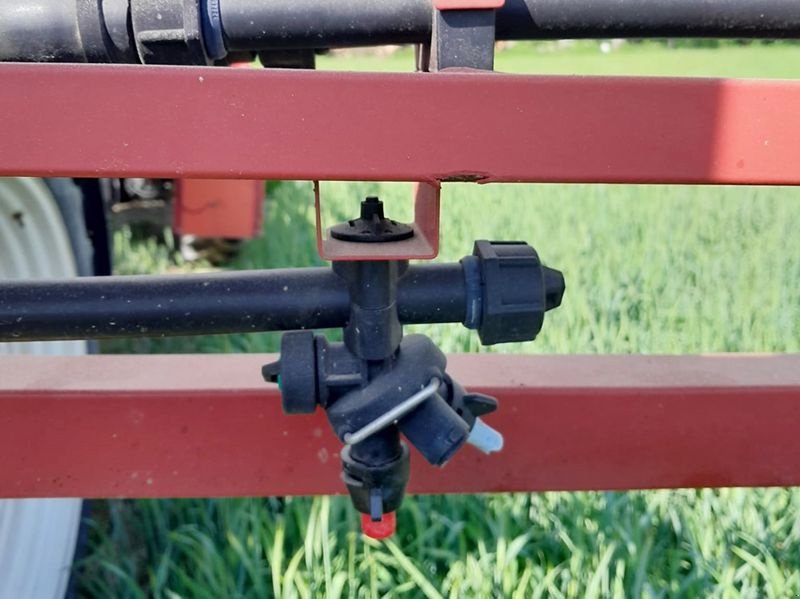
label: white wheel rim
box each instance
[0,178,86,599]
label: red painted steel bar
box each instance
[1,63,800,185]
[1,353,798,499]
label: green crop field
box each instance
[76,43,800,597]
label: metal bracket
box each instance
[424,0,506,71]
[314,182,440,261]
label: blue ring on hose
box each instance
[461,255,483,330]
[200,0,227,60]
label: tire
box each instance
[0,178,95,599]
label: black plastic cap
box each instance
[543,266,566,311]
[473,240,563,345]
[271,331,319,414]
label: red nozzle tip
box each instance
[361,511,396,539]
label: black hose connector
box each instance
[471,240,565,345]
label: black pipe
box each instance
[497,0,800,41]
[0,0,134,63]
[221,0,800,51]
[220,0,432,51]
[2,0,799,64]
[0,264,467,342]
[396,264,466,325]
[0,0,85,62]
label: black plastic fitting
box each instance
[333,260,406,361]
[471,240,565,345]
[324,335,449,444]
[252,200,557,527]
[260,205,561,523]
[397,391,471,466]
[330,198,414,244]
[267,333,455,445]
[131,0,210,64]
[263,333,497,518]
[342,436,410,518]
[264,331,318,414]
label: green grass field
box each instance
[318,41,800,78]
[76,43,800,597]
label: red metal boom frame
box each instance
[2,354,799,498]
[1,62,799,498]
[2,64,800,185]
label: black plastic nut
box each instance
[473,240,564,345]
[131,0,210,65]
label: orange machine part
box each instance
[174,178,264,239]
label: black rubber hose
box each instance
[0,264,468,341]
